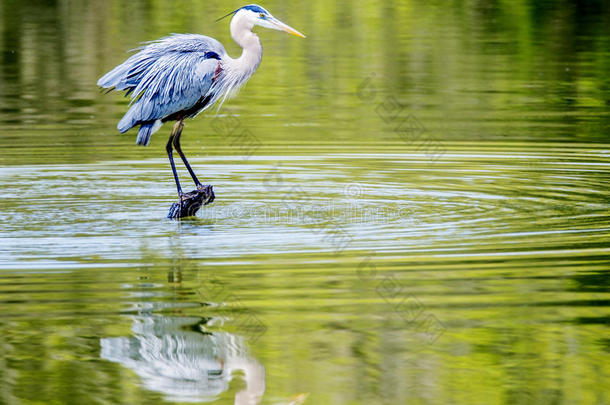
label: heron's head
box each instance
[223,4,306,38]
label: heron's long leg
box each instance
[172,119,202,187]
[166,121,183,196]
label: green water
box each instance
[1,0,609,404]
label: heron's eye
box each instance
[259,13,265,19]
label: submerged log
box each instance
[167,184,215,220]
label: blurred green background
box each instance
[1,0,609,164]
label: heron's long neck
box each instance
[228,15,262,80]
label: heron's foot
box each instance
[167,185,215,220]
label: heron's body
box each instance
[98,18,263,145]
[97,4,304,217]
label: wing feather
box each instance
[97,34,226,134]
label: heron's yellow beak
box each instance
[271,18,306,38]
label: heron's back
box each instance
[97,34,228,144]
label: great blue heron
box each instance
[97,4,305,219]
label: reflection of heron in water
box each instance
[101,313,264,404]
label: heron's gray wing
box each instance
[97,34,225,132]
[117,53,219,133]
[98,34,225,91]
